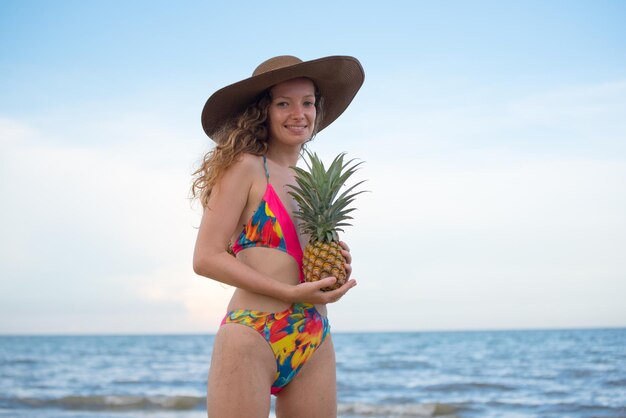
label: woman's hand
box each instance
[339,240,352,281]
[287,276,357,305]
[281,240,356,304]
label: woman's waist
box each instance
[235,248,301,283]
[227,289,327,318]
[228,288,291,313]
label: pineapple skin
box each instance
[302,241,346,291]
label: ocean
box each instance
[0,328,624,417]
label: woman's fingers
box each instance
[338,241,353,278]
[316,276,338,291]
[293,275,357,304]
[344,263,353,277]
[322,277,356,303]
[294,277,337,303]
[339,241,352,265]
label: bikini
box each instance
[222,155,330,395]
[231,155,304,282]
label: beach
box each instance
[1,328,625,417]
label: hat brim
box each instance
[201,56,364,140]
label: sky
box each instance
[1,0,625,334]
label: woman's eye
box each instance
[276,102,288,108]
[304,101,315,107]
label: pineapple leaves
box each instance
[287,150,367,242]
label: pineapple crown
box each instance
[288,150,366,243]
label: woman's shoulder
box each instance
[236,152,264,168]
[232,153,264,175]
[221,153,264,183]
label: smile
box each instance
[284,125,308,133]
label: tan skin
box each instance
[193,78,357,418]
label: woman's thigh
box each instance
[207,323,276,418]
[275,335,337,418]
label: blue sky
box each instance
[1,0,625,334]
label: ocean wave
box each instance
[338,402,459,417]
[3,396,459,416]
[1,358,38,365]
[606,378,626,387]
[425,382,515,392]
[5,395,205,411]
[373,359,433,370]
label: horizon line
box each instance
[1,325,624,338]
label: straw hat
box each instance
[201,55,365,140]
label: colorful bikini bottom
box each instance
[221,303,330,395]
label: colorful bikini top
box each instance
[232,155,304,282]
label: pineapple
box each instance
[288,150,365,291]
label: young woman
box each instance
[191,55,364,418]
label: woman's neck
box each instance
[265,142,302,168]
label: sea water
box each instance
[0,328,624,417]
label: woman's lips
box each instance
[285,125,307,133]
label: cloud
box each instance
[315,78,626,331]
[0,115,228,334]
[329,152,626,330]
[2,77,625,333]
[326,77,626,159]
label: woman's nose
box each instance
[290,104,305,118]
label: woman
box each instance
[191,55,364,417]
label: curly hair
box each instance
[191,84,324,208]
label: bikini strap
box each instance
[262,155,270,180]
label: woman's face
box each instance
[267,78,316,147]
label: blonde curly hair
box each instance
[191,86,324,208]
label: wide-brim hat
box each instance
[201,55,365,140]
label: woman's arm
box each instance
[192,154,288,298]
[193,155,355,304]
